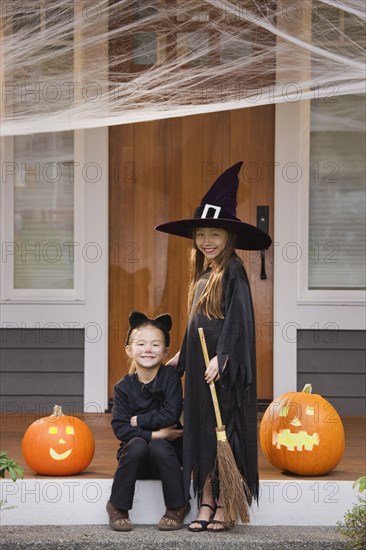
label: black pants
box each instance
[110,437,185,510]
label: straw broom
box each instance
[198,327,251,526]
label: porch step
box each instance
[0,479,358,527]
[0,525,349,549]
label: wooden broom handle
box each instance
[198,327,223,429]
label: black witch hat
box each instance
[155,161,271,250]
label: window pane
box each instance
[308,94,366,289]
[13,132,74,289]
[176,32,210,66]
[220,33,252,64]
[133,32,157,65]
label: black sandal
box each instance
[188,503,216,532]
[206,505,230,532]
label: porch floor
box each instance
[1,413,364,481]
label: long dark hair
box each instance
[187,230,240,319]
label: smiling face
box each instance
[272,403,320,452]
[48,425,75,460]
[126,324,168,370]
[194,227,229,260]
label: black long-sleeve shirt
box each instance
[111,364,183,444]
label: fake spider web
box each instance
[0,0,365,136]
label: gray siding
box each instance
[297,330,366,416]
[0,329,84,413]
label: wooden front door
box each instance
[108,106,274,401]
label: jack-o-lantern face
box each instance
[22,405,95,476]
[272,403,320,452]
[48,425,75,460]
[260,384,345,476]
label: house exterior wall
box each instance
[1,127,109,414]
[274,102,365,410]
[1,106,364,415]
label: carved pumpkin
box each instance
[22,405,95,475]
[260,384,345,476]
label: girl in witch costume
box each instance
[155,162,271,532]
[106,311,190,531]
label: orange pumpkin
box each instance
[260,384,345,476]
[22,405,95,475]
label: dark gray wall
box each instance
[297,330,366,416]
[0,328,84,414]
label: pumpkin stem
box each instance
[302,384,312,394]
[52,405,64,417]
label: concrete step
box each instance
[0,479,358,526]
[0,525,349,549]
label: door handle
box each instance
[257,206,269,280]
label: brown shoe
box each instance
[158,501,191,531]
[106,500,133,531]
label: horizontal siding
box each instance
[1,372,84,395]
[1,328,84,348]
[297,330,365,350]
[298,349,365,373]
[323,397,366,417]
[0,349,84,373]
[297,329,366,416]
[297,373,365,398]
[0,329,84,413]
[0,396,84,415]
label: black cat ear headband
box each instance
[125,311,172,347]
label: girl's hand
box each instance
[130,416,137,427]
[152,425,183,441]
[166,351,180,367]
[204,355,220,384]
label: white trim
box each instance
[73,129,86,301]
[296,292,366,305]
[0,136,14,300]
[82,126,109,413]
[0,131,86,303]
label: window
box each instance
[14,132,74,290]
[308,94,365,290]
[296,95,365,304]
[1,131,85,302]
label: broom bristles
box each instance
[216,437,251,526]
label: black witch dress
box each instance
[178,255,259,506]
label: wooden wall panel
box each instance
[109,106,274,399]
